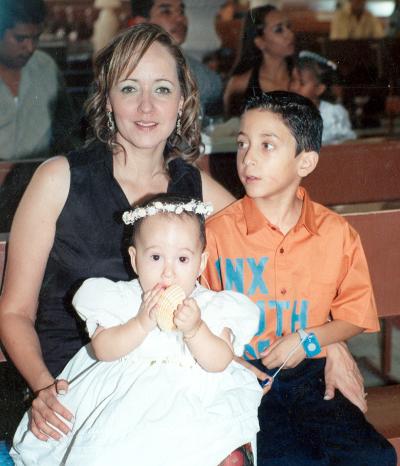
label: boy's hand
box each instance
[260,333,306,369]
[174,298,201,336]
[136,285,162,333]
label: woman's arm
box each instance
[324,342,367,413]
[0,156,73,440]
[200,170,235,213]
[223,72,249,117]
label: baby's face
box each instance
[289,68,323,105]
[129,214,207,297]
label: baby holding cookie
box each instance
[11,194,262,466]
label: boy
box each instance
[203,91,396,465]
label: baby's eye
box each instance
[237,140,246,149]
[155,86,171,95]
[263,142,274,150]
[151,254,160,261]
[179,256,189,263]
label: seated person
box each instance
[0,0,78,161]
[290,50,356,145]
[223,5,295,117]
[12,194,262,465]
[203,91,397,465]
[129,0,223,120]
[330,0,384,40]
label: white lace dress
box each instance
[11,279,262,466]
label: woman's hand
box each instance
[260,333,306,370]
[136,285,162,333]
[30,379,74,441]
[174,298,201,337]
[324,341,367,413]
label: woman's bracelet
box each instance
[183,320,203,341]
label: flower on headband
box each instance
[122,199,214,225]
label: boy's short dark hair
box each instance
[0,0,46,38]
[244,91,323,155]
[130,0,154,18]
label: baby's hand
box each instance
[260,333,305,369]
[174,298,201,337]
[136,284,163,333]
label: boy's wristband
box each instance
[297,329,321,358]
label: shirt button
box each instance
[280,248,284,254]
[281,288,287,295]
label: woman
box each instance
[0,23,234,443]
[223,5,295,117]
[0,22,366,455]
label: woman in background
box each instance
[223,4,295,117]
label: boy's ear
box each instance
[297,151,319,178]
[198,251,209,277]
[128,246,138,274]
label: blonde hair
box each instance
[85,23,201,163]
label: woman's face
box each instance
[255,10,295,59]
[107,41,183,155]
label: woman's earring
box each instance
[107,111,115,132]
[176,111,182,136]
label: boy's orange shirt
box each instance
[203,188,379,360]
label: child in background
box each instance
[203,92,396,465]
[290,50,356,145]
[11,194,262,466]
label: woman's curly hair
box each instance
[85,23,201,164]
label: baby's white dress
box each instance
[11,279,262,466]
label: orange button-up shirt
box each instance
[203,188,379,360]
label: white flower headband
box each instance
[299,50,337,71]
[122,199,214,225]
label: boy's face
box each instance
[236,109,309,201]
[129,214,207,297]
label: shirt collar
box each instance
[242,186,318,236]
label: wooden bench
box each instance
[0,160,42,233]
[198,139,400,207]
[303,139,400,206]
[345,210,400,462]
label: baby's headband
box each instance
[298,50,337,71]
[122,199,214,225]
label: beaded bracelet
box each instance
[183,320,203,341]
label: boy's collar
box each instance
[242,187,318,236]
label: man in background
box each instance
[0,0,80,232]
[330,0,384,39]
[130,0,223,120]
[0,0,78,161]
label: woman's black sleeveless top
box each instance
[36,141,202,377]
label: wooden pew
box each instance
[0,160,42,233]
[302,139,400,206]
[198,139,400,207]
[344,210,400,461]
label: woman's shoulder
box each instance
[65,140,110,168]
[226,70,252,93]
